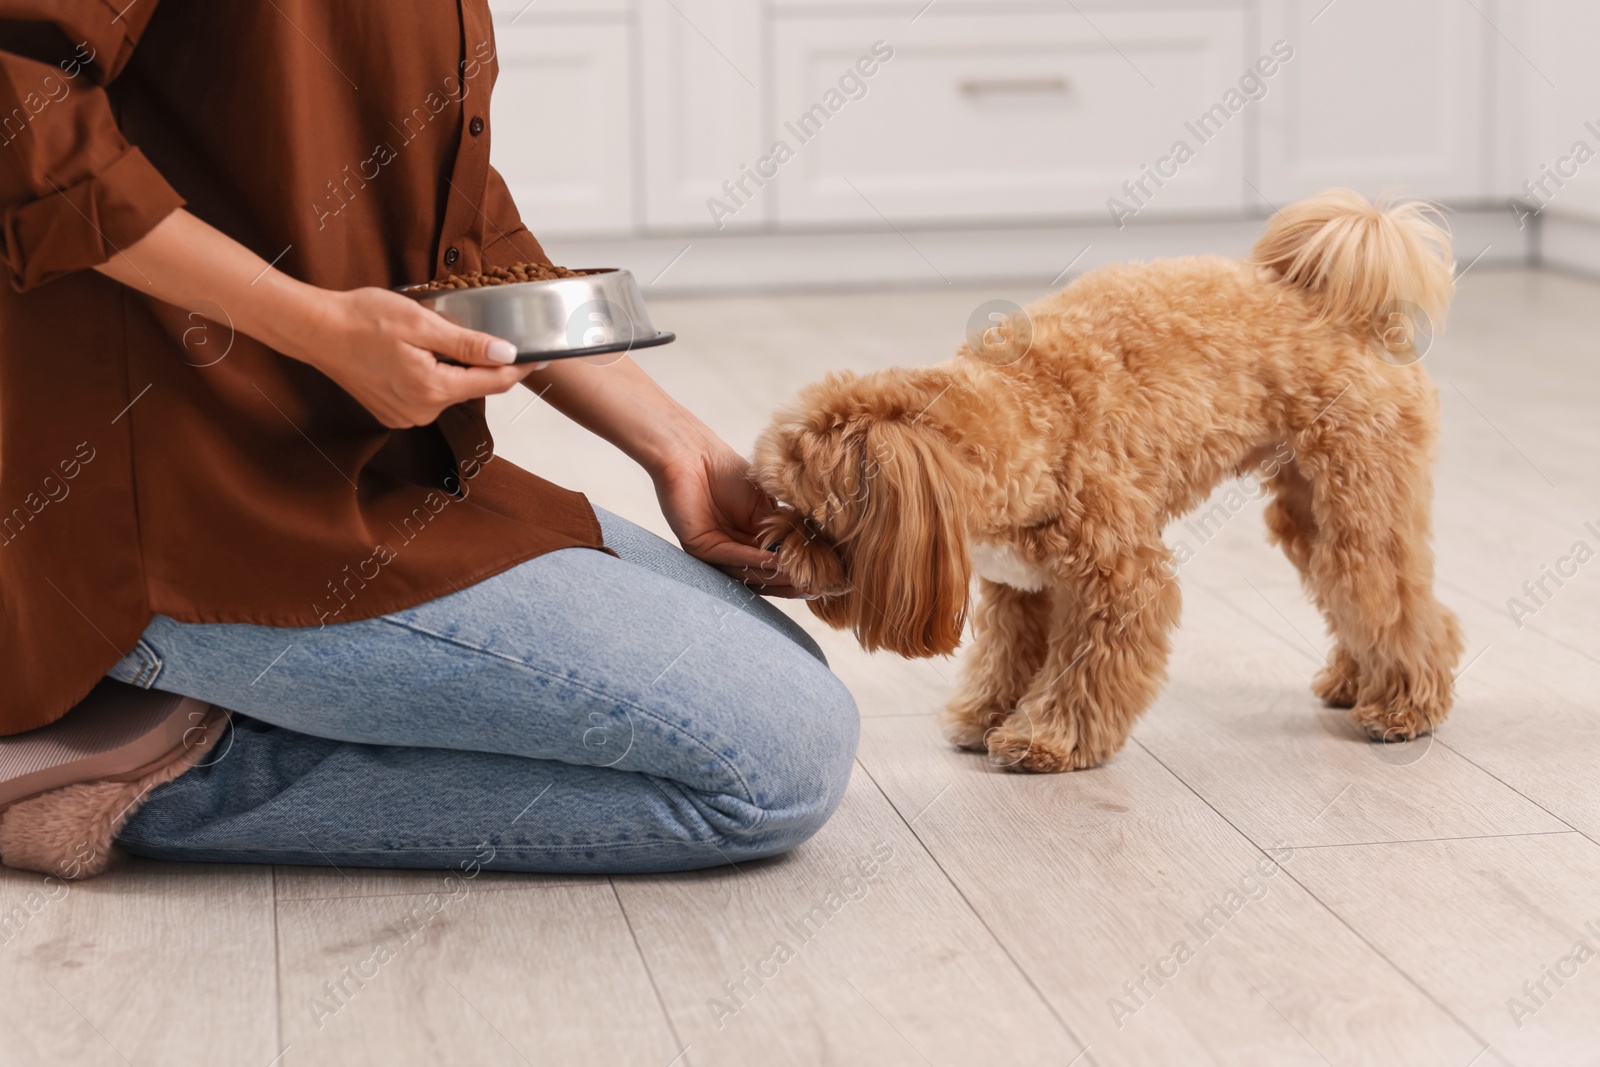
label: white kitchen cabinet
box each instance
[489,14,636,237]
[638,0,765,231]
[768,10,1250,227]
[1256,0,1489,204]
[487,0,1547,285]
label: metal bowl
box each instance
[398,268,674,363]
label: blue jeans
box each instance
[107,509,859,874]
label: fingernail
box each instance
[488,340,518,364]
[530,361,550,370]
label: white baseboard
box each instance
[1538,212,1600,279]
[540,207,1534,295]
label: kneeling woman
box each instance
[0,2,856,875]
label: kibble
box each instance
[415,262,595,291]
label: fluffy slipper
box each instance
[0,682,223,879]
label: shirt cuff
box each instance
[2,145,186,292]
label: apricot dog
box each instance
[754,189,1464,772]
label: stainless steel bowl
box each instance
[398,268,674,363]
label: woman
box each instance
[0,3,857,873]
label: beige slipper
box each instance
[0,681,224,879]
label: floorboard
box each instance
[1288,833,1600,1065]
[273,881,680,1067]
[857,717,1484,1066]
[0,861,277,1066]
[611,769,1079,1067]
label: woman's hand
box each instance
[286,287,534,428]
[96,211,539,429]
[651,444,808,597]
[521,356,807,597]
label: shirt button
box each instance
[444,246,460,267]
[469,116,485,137]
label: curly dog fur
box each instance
[754,189,1465,773]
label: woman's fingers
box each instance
[425,357,530,406]
[367,351,527,428]
[712,562,808,598]
[408,305,520,367]
[694,538,816,597]
[295,288,542,428]
[694,538,782,575]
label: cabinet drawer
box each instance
[770,11,1250,226]
[489,22,634,237]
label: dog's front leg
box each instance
[986,547,1181,772]
[941,579,1053,751]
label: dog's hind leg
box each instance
[1263,456,1360,707]
[1294,418,1465,742]
[942,580,1052,751]
[985,542,1181,772]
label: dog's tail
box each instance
[1251,189,1454,345]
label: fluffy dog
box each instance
[754,189,1464,772]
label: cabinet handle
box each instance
[959,77,1071,97]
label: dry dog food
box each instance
[416,262,594,291]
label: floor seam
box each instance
[1132,736,1500,1063]
[608,877,693,1067]
[1438,575,1600,673]
[1433,738,1600,850]
[270,866,285,1060]
[1277,829,1579,851]
[850,752,1098,1066]
[1191,577,1327,665]
[274,880,604,904]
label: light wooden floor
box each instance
[3,268,1598,1066]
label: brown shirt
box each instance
[0,1,605,734]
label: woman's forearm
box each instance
[523,357,789,587]
[94,209,327,357]
[521,358,733,473]
[101,213,730,469]
[94,210,529,428]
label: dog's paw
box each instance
[1348,699,1438,744]
[1313,651,1360,708]
[940,700,1010,752]
[983,718,1105,773]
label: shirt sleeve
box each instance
[0,1,185,291]
[478,163,552,269]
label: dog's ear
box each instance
[845,419,971,657]
[760,508,847,597]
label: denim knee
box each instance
[724,662,859,859]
